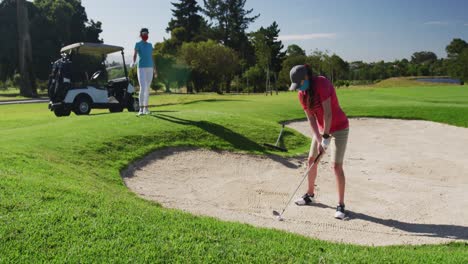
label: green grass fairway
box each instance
[1,85,467,262]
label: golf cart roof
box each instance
[60,42,124,56]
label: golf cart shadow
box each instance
[309,203,468,241]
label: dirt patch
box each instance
[122,118,468,246]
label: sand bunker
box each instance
[122,118,468,246]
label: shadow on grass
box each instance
[90,110,179,116]
[148,113,299,169]
[151,99,247,108]
[309,203,468,241]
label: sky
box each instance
[81,0,468,62]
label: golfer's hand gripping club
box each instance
[321,137,331,150]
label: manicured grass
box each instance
[1,84,467,262]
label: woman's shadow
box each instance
[311,203,468,241]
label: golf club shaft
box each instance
[274,124,285,147]
[280,152,323,215]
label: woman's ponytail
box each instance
[304,64,317,110]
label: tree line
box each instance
[1,0,467,97]
[0,0,102,95]
[148,0,467,93]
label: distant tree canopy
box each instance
[286,44,306,57]
[1,0,466,95]
[446,39,468,82]
[179,40,239,93]
[0,0,102,82]
[156,0,467,93]
[167,0,207,43]
[411,51,438,65]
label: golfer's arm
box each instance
[322,98,332,135]
[305,111,322,141]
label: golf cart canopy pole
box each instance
[121,50,129,81]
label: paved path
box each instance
[0,98,49,105]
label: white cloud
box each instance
[278,33,337,41]
[424,21,449,25]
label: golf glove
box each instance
[321,137,331,150]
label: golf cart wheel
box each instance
[109,105,124,113]
[53,107,71,117]
[127,97,139,112]
[73,95,92,115]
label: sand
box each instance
[122,118,468,246]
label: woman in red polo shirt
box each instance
[289,64,349,219]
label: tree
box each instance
[179,40,239,93]
[0,0,18,82]
[329,54,349,82]
[250,31,271,94]
[446,38,468,59]
[203,0,259,91]
[446,38,468,82]
[411,51,437,65]
[264,22,285,74]
[286,44,306,57]
[30,0,102,79]
[167,0,205,43]
[0,0,102,83]
[203,0,259,52]
[447,48,468,82]
[242,65,263,93]
[307,49,329,77]
[454,49,468,82]
[250,22,285,95]
[17,0,36,97]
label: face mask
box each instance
[141,35,148,41]
[299,80,309,91]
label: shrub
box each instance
[36,80,48,91]
[13,73,21,87]
[151,82,165,92]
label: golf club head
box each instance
[272,210,284,221]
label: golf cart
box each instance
[48,42,139,117]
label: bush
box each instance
[5,79,14,89]
[151,82,165,92]
[13,73,21,87]
[334,80,345,88]
[36,80,48,91]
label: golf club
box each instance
[273,152,323,221]
[264,123,288,152]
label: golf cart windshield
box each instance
[106,62,127,81]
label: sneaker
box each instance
[136,111,144,117]
[294,193,315,206]
[143,108,151,115]
[335,204,346,220]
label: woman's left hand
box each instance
[321,137,331,150]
